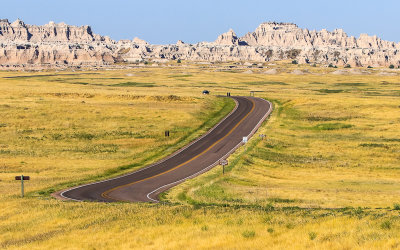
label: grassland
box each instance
[1,63,400,249]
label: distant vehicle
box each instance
[202,90,210,95]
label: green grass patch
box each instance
[359,143,389,149]
[316,89,344,93]
[112,82,155,87]
[335,82,367,87]
[312,123,353,130]
[268,197,298,203]
[306,115,352,121]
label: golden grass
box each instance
[1,64,400,249]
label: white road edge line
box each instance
[146,98,273,202]
[60,97,240,201]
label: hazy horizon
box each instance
[1,0,399,44]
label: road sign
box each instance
[15,176,30,180]
[15,175,29,197]
[219,160,228,174]
[242,137,248,143]
[219,160,228,166]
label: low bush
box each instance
[242,230,256,238]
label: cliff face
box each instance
[241,22,399,50]
[0,19,399,68]
[0,19,110,43]
[0,19,116,67]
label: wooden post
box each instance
[21,175,24,197]
[15,175,30,197]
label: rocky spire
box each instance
[10,18,25,27]
[214,29,241,45]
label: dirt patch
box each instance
[263,69,278,75]
[291,69,306,75]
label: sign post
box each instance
[219,160,228,175]
[15,175,30,197]
[259,134,266,140]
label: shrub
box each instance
[267,228,274,234]
[292,60,298,65]
[309,232,317,240]
[389,64,395,69]
[394,203,400,210]
[242,230,256,238]
[381,220,392,230]
[265,50,273,58]
[367,66,373,68]
[72,132,95,140]
[286,49,301,59]
[328,64,334,68]
[344,64,351,68]
[177,59,182,63]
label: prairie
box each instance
[1,63,400,249]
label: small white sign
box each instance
[220,160,228,166]
[242,137,248,143]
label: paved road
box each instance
[61,96,272,202]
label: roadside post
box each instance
[259,134,266,140]
[250,91,255,97]
[219,160,228,175]
[15,175,30,197]
[242,137,248,144]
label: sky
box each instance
[1,0,399,44]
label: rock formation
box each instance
[0,19,399,68]
[214,29,247,46]
[132,37,149,45]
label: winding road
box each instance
[60,96,272,202]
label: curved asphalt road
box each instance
[61,96,272,202]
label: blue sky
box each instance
[2,0,399,44]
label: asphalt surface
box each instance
[61,96,272,202]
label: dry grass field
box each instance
[1,62,400,249]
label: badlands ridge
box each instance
[0,19,399,69]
